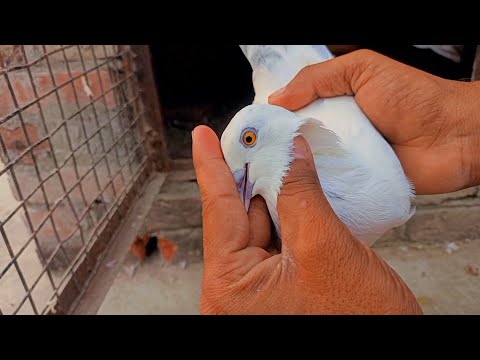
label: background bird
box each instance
[220,45,416,246]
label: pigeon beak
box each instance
[233,163,254,212]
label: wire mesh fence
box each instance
[0,45,155,314]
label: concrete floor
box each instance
[376,240,480,314]
[97,256,203,315]
[71,169,480,315]
[91,239,480,315]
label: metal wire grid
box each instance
[0,45,149,315]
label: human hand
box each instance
[269,49,480,195]
[192,125,422,314]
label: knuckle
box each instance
[296,64,317,83]
[200,195,218,222]
[345,49,381,92]
[353,48,377,60]
[298,63,314,76]
[282,170,321,198]
[214,254,247,282]
[201,193,218,214]
[201,193,236,216]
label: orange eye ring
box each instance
[242,130,257,146]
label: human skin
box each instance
[192,49,480,315]
[269,49,480,195]
[193,127,422,315]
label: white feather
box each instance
[222,45,415,246]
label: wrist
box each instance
[444,80,480,189]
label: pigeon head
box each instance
[220,104,302,212]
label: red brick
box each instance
[44,45,119,63]
[0,124,50,164]
[25,165,122,206]
[0,70,116,120]
[0,45,25,68]
[28,203,80,241]
[36,70,115,108]
[0,78,16,118]
[4,75,36,108]
[25,202,88,269]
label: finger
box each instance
[192,125,249,258]
[247,195,271,249]
[277,136,350,259]
[268,49,381,111]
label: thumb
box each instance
[268,49,380,111]
[278,136,350,258]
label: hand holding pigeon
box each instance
[193,48,480,315]
[269,49,480,195]
[193,126,422,314]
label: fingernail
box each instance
[293,136,308,159]
[269,86,287,99]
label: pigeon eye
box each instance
[242,130,257,146]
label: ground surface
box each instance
[88,236,480,315]
[4,166,480,315]
[72,171,480,315]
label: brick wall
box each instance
[0,45,144,271]
[379,187,480,245]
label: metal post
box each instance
[472,45,480,81]
[130,45,171,171]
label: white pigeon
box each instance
[220,45,415,246]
